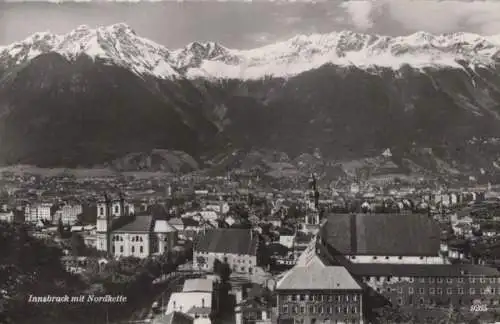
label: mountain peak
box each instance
[0,23,179,80]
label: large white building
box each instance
[24,203,52,223]
[166,278,216,324]
[55,204,83,225]
[96,197,177,259]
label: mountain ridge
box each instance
[1,24,500,81]
[1,24,500,181]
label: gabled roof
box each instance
[320,213,440,256]
[113,215,153,233]
[194,229,258,256]
[276,254,362,291]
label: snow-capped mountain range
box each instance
[1,23,500,80]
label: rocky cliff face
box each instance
[0,24,499,178]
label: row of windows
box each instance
[282,305,358,315]
[379,286,500,295]
[112,246,144,254]
[112,235,144,242]
[285,294,359,303]
[365,276,500,284]
[391,296,499,307]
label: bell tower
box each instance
[96,193,112,253]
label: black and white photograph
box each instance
[1,0,500,323]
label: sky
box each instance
[1,0,500,49]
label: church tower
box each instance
[96,193,112,254]
[305,173,320,225]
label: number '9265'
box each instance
[470,304,488,312]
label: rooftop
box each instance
[320,213,440,256]
[113,215,153,233]
[277,253,362,291]
[194,228,258,256]
[151,312,193,324]
[182,278,214,293]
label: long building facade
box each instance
[276,213,500,323]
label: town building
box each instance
[166,278,216,324]
[319,213,444,264]
[24,203,52,223]
[96,195,177,259]
[193,229,260,275]
[275,241,364,324]
[54,204,83,225]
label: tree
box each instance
[57,218,65,237]
[197,256,206,269]
[70,232,86,256]
[0,222,92,324]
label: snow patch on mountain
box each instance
[1,24,500,80]
[0,23,180,79]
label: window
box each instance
[437,288,442,295]
[300,294,305,301]
[114,205,119,214]
[429,278,435,283]
[458,278,464,283]
[351,306,357,313]
[447,278,453,284]
[346,295,350,302]
[309,306,314,314]
[409,277,414,283]
[112,246,115,253]
[490,278,496,284]
[327,306,332,314]
[131,246,135,253]
[480,278,486,283]
[409,287,414,294]
[437,278,443,283]
[343,307,348,314]
[292,306,298,314]
[291,295,297,301]
[419,278,425,283]
[318,306,324,314]
[430,288,435,295]
[328,295,333,302]
[492,288,496,294]
[282,305,288,313]
[447,288,452,295]
[398,298,403,306]
[458,288,464,295]
[353,295,357,302]
[300,306,305,314]
[140,246,144,253]
[419,288,425,294]
[470,288,476,295]
[419,298,425,306]
[120,246,123,253]
[99,207,104,216]
[373,256,378,260]
[470,278,476,283]
[287,295,293,302]
[385,256,390,260]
